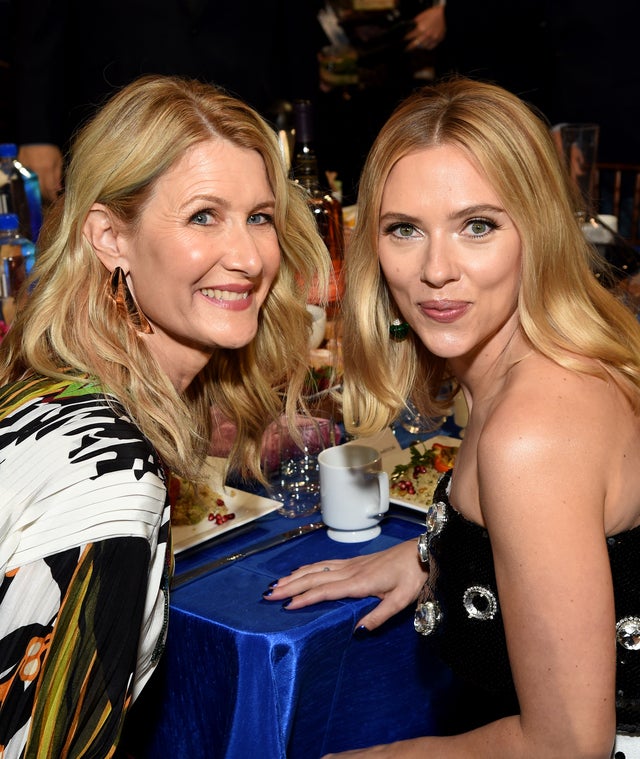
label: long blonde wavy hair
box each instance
[342,77,640,435]
[0,75,330,481]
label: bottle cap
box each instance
[0,144,18,158]
[0,214,19,232]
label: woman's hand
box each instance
[263,539,427,631]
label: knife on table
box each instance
[172,521,325,589]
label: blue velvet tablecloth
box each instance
[136,422,464,759]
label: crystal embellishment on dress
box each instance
[414,600,442,635]
[425,500,448,535]
[418,532,430,564]
[616,616,640,650]
[418,500,448,564]
[462,585,498,621]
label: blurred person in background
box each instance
[404,0,446,52]
[408,0,552,116]
[316,0,551,207]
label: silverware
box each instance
[172,521,325,589]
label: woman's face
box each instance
[121,139,280,388]
[378,144,522,368]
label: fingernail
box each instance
[353,625,369,639]
[262,588,273,598]
[281,599,292,609]
[268,580,278,588]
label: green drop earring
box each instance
[389,318,409,341]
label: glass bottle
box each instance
[0,220,27,330]
[290,99,344,317]
[0,213,36,276]
[0,143,43,243]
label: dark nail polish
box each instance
[262,588,273,598]
[268,580,278,589]
[353,625,369,639]
[281,599,292,609]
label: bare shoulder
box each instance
[478,354,640,531]
[482,357,631,456]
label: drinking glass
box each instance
[400,399,434,435]
[264,412,336,518]
[557,123,600,217]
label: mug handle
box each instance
[367,471,389,518]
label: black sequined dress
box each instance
[415,470,640,733]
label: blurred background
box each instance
[2,0,639,204]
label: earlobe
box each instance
[84,204,126,271]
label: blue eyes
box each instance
[190,210,274,226]
[191,210,212,225]
[247,212,274,225]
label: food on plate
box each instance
[305,350,336,394]
[306,338,343,395]
[168,472,236,526]
[390,441,459,505]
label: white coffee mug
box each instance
[318,444,389,542]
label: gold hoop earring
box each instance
[109,267,153,334]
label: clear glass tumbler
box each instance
[264,412,336,518]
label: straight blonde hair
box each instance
[342,77,640,435]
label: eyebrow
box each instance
[448,203,506,219]
[190,194,276,211]
[252,200,277,212]
[379,203,507,226]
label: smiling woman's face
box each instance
[378,143,522,363]
[118,138,281,386]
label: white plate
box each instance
[171,457,281,554]
[381,435,462,513]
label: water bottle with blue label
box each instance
[0,213,36,276]
[0,143,43,242]
[0,215,27,331]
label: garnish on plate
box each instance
[168,471,236,526]
[390,441,459,504]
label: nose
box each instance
[419,231,458,287]
[221,224,264,277]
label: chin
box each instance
[423,339,468,360]
[218,330,259,350]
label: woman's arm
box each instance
[317,392,618,758]
[473,391,617,757]
[301,366,623,757]
[1,537,154,757]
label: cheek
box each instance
[379,252,412,295]
[473,248,521,290]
